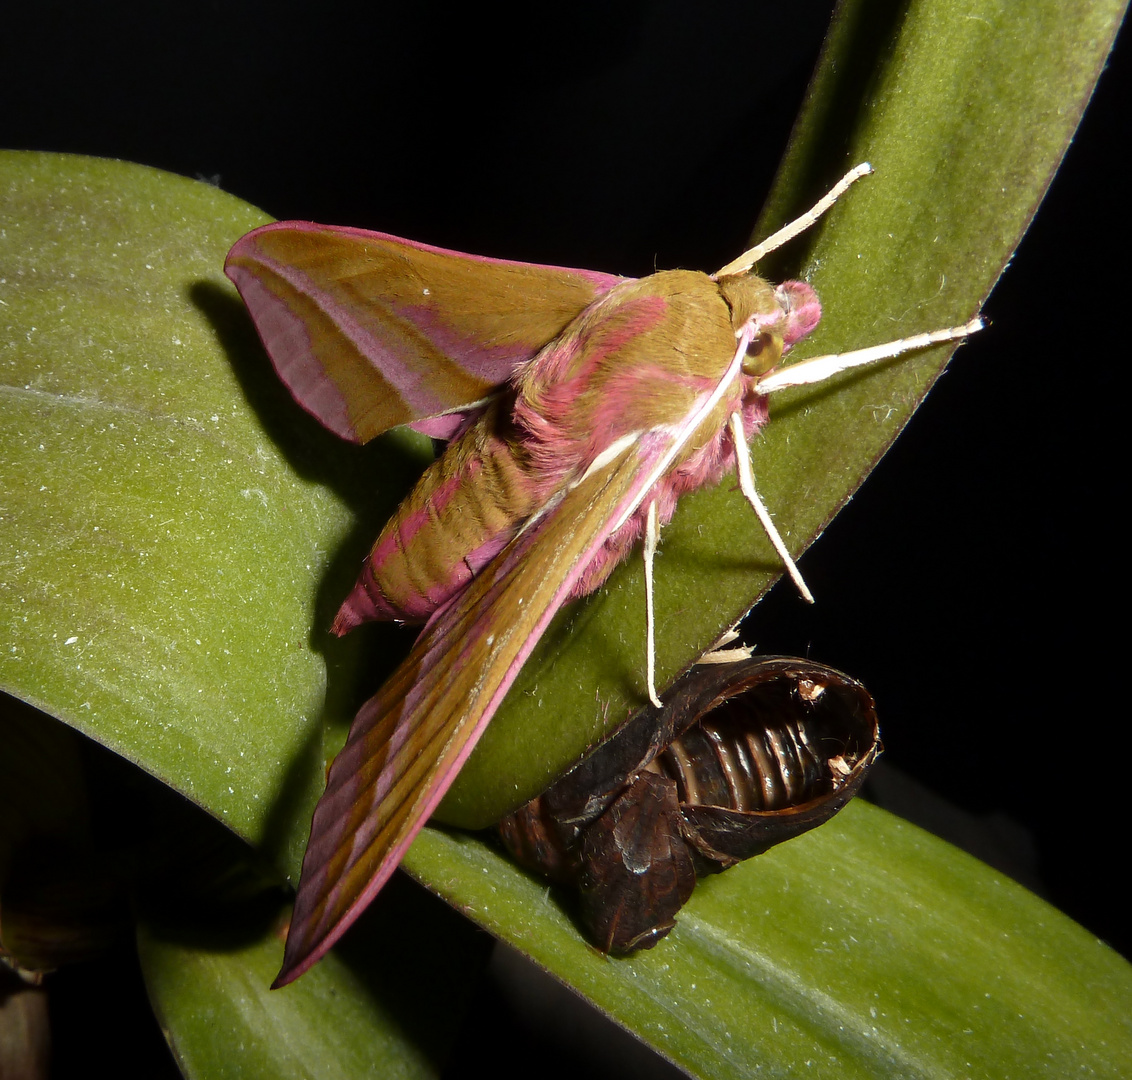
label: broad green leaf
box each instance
[0,151,433,872]
[138,877,483,1080]
[406,802,1132,1080]
[0,700,484,1078]
[141,928,433,1080]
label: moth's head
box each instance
[719,274,822,378]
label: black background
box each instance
[4,1,1128,1074]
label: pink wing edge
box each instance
[226,222,625,442]
[236,219,624,290]
[274,434,674,986]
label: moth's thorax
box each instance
[505,269,789,600]
[512,270,740,478]
[717,273,782,330]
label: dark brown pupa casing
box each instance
[498,655,882,953]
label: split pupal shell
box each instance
[497,655,881,954]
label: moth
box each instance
[498,654,882,953]
[225,163,981,985]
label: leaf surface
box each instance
[405,802,1132,1079]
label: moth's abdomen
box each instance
[333,399,543,632]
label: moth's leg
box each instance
[715,163,874,278]
[643,499,662,707]
[756,317,984,394]
[728,412,814,604]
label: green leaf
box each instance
[141,927,433,1080]
[138,873,485,1080]
[0,151,433,873]
[0,700,485,1078]
[406,803,1132,1079]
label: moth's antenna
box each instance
[715,163,873,279]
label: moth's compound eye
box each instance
[742,332,783,377]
